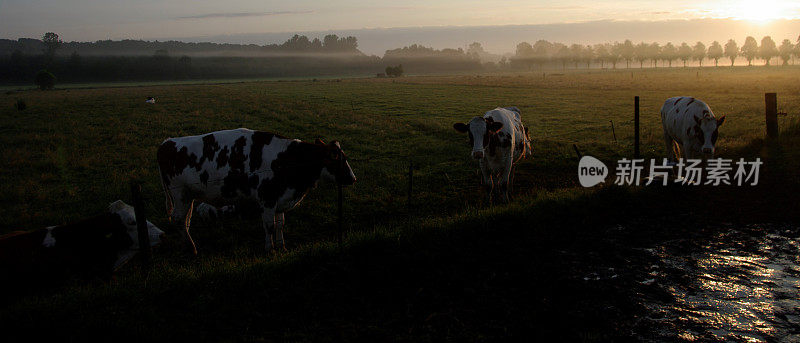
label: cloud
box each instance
[176,11,313,20]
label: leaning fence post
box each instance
[765,93,778,139]
[634,96,640,159]
[130,181,152,268]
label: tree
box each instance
[661,42,677,67]
[621,39,634,68]
[724,39,739,66]
[42,32,62,65]
[634,42,649,68]
[531,40,553,70]
[385,64,403,77]
[569,44,583,68]
[741,36,759,66]
[594,44,610,68]
[778,39,794,65]
[467,42,486,61]
[610,41,623,69]
[582,45,594,69]
[514,42,534,69]
[34,69,56,90]
[648,42,661,68]
[707,41,723,67]
[678,42,692,67]
[692,42,706,67]
[555,43,570,69]
[759,36,778,66]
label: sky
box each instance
[1,0,800,54]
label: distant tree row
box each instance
[0,33,361,57]
[512,36,800,69]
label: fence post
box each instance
[634,96,640,159]
[610,120,617,144]
[765,93,779,139]
[572,144,583,159]
[130,181,151,268]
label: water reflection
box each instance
[643,225,800,342]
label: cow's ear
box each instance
[488,122,503,133]
[716,115,725,127]
[453,123,469,133]
[315,138,325,145]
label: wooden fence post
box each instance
[634,96,640,159]
[130,181,151,268]
[610,120,617,144]
[572,144,583,159]
[765,93,779,139]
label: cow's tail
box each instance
[156,142,175,222]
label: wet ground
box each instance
[576,222,800,342]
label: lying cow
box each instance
[661,96,725,161]
[0,201,164,285]
[157,128,357,253]
[453,107,531,203]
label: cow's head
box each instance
[108,200,165,270]
[453,116,503,159]
[316,139,357,185]
[693,114,725,157]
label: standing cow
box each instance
[661,97,725,161]
[453,107,531,203]
[157,128,356,254]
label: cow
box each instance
[453,107,532,203]
[0,201,164,286]
[661,96,725,161]
[156,128,357,254]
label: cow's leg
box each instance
[184,199,198,255]
[169,195,198,254]
[275,212,286,251]
[498,158,512,203]
[663,130,676,163]
[479,161,493,204]
[261,207,277,252]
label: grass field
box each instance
[1,66,800,341]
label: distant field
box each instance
[2,66,800,341]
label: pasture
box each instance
[1,66,800,341]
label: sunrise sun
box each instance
[720,0,798,23]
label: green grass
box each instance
[1,66,800,341]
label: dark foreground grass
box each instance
[1,68,800,341]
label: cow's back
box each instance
[661,97,714,138]
[158,128,298,206]
[484,108,528,158]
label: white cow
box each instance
[661,97,725,161]
[453,107,531,203]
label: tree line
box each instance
[2,32,799,86]
[511,36,800,70]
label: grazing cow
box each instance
[145,97,156,104]
[453,107,532,203]
[157,128,356,253]
[0,201,164,284]
[661,97,725,161]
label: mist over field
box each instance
[177,19,800,56]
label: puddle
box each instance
[635,224,800,342]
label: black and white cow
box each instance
[157,128,356,253]
[0,201,164,284]
[453,107,531,203]
[661,96,725,161]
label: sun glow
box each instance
[712,0,799,23]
